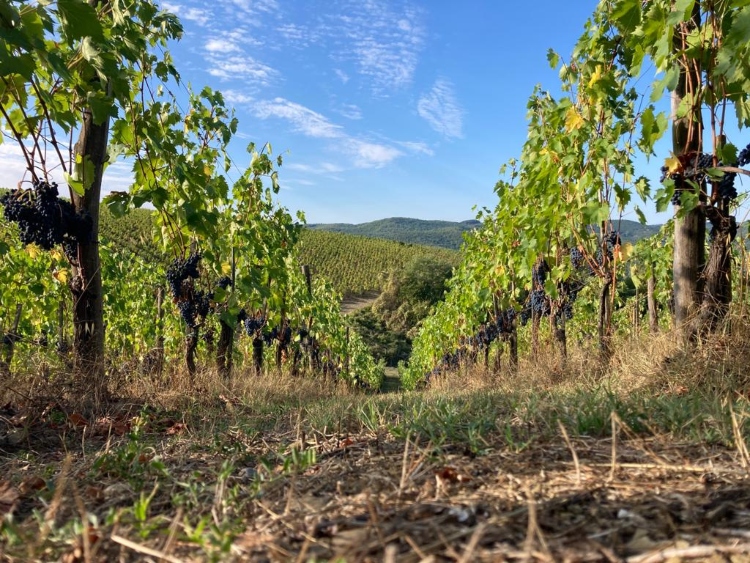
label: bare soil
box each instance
[340,291,380,315]
[3,402,750,562]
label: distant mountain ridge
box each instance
[307,217,662,250]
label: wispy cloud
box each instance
[206,54,278,86]
[205,38,240,53]
[227,0,279,16]
[183,7,210,26]
[286,162,343,175]
[333,1,426,93]
[417,79,464,139]
[251,97,402,169]
[223,90,253,104]
[347,139,402,168]
[0,144,34,189]
[398,141,434,156]
[334,69,350,84]
[337,103,362,120]
[253,98,344,139]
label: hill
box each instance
[297,229,460,296]
[97,208,461,297]
[309,217,662,249]
[307,217,482,250]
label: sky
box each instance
[0,1,682,225]
[158,0,635,224]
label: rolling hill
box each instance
[308,217,662,250]
[307,217,482,250]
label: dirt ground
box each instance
[340,291,380,316]
[236,434,750,562]
[4,408,750,562]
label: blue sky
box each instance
[156,0,648,224]
[0,0,684,224]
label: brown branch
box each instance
[29,76,68,174]
[0,96,38,183]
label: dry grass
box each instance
[3,317,750,561]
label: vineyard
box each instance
[297,229,459,296]
[97,208,461,299]
[3,0,750,561]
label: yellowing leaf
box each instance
[620,242,634,261]
[587,66,603,90]
[221,262,231,275]
[664,154,681,174]
[50,249,63,262]
[53,268,70,284]
[25,244,41,259]
[565,107,584,132]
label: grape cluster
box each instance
[606,231,621,247]
[718,170,737,202]
[166,253,201,300]
[570,247,585,269]
[177,300,198,327]
[195,290,211,319]
[243,312,267,337]
[530,289,550,316]
[425,308,517,384]
[739,143,750,167]
[217,276,233,290]
[0,180,92,255]
[532,259,550,288]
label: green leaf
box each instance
[0,51,36,79]
[87,90,115,125]
[57,0,104,41]
[64,172,85,197]
[546,49,559,69]
[634,206,647,225]
[717,143,738,165]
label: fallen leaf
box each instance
[166,422,186,435]
[19,475,46,494]
[436,466,459,483]
[0,481,19,518]
[69,413,89,428]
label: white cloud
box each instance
[276,23,319,47]
[0,144,134,198]
[334,69,350,84]
[162,2,180,14]
[253,98,403,169]
[417,79,464,139]
[334,1,425,93]
[183,7,209,26]
[223,90,253,104]
[206,54,278,86]
[347,139,402,168]
[398,141,434,156]
[205,38,241,53]
[252,98,343,139]
[337,103,362,120]
[0,143,35,189]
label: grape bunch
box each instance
[532,259,550,288]
[570,247,585,269]
[217,276,233,290]
[739,142,750,167]
[243,313,267,337]
[166,253,202,300]
[195,290,211,318]
[606,231,621,248]
[177,300,198,327]
[530,289,550,316]
[718,170,737,202]
[1,180,92,253]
